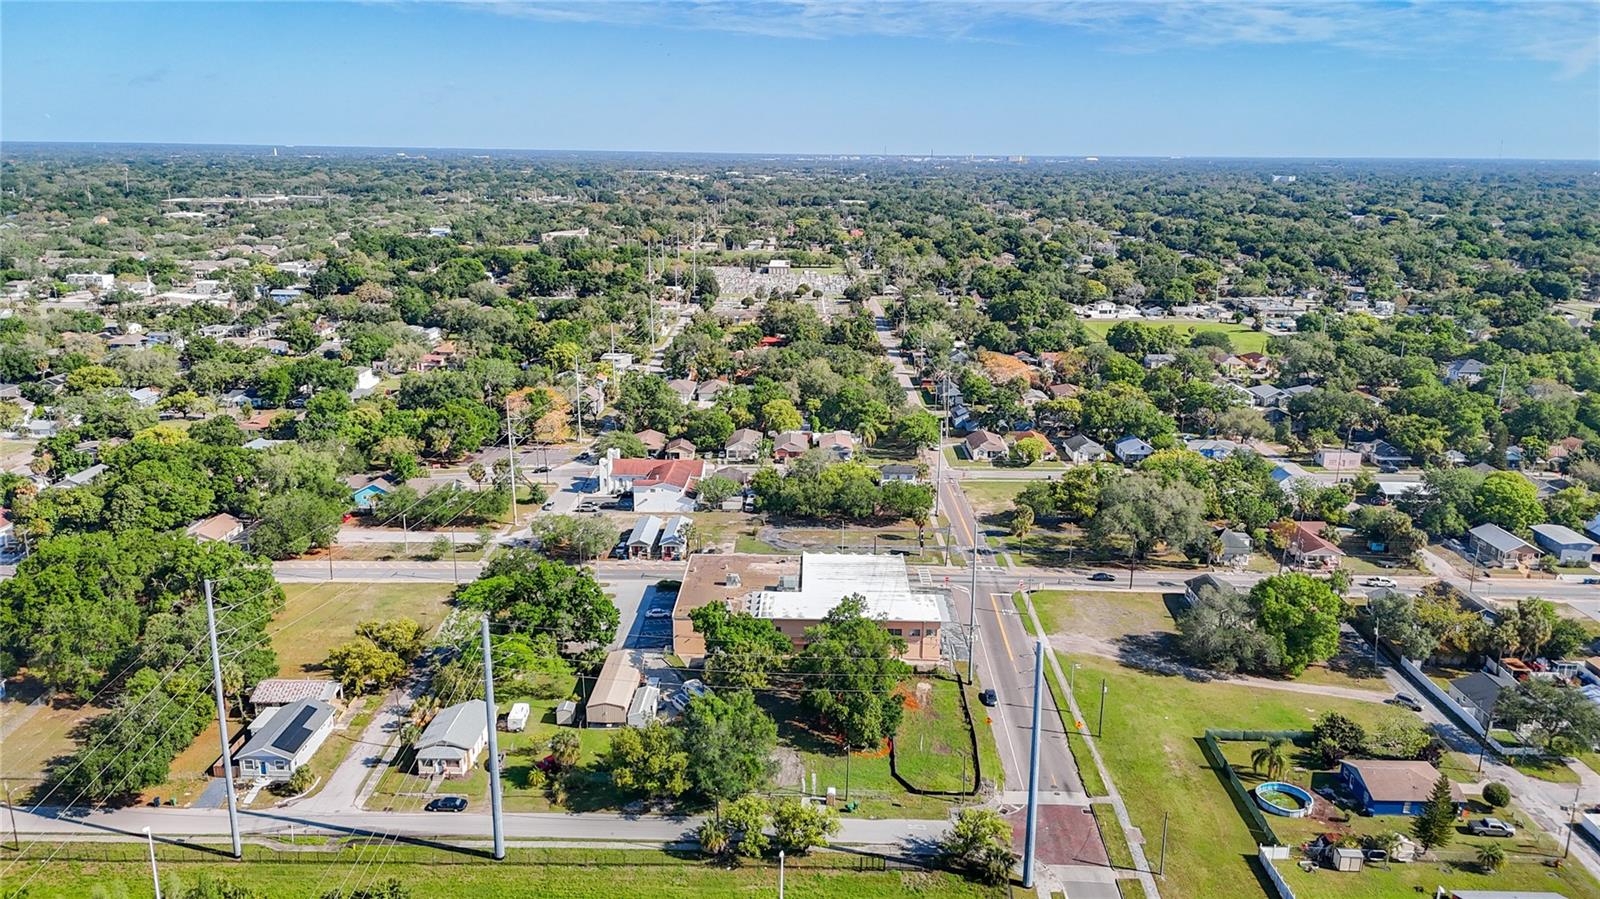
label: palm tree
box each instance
[1476,842,1505,873]
[1251,738,1290,782]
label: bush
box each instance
[1482,782,1511,808]
[269,766,315,797]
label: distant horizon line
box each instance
[2,139,1597,165]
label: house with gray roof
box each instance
[414,699,489,778]
[1467,523,1537,568]
[1060,435,1107,464]
[235,698,336,782]
[1531,523,1597,566]
[1113,436,1155,464]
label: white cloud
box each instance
[456,0,1599,75]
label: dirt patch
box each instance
[771,746,805,789]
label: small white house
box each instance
[506,702,530,733]
[415,700,489,777]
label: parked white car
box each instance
[1363,576,1398,589]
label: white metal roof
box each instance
[746,552,944,623]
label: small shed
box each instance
[1331,848,1363,873]
[506,702,530,732]
[554,700,578,726]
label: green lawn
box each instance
[1027,590,1175,644]
[1094,803,1135,868]
[270,583,454,677]
[0,844,1003,898]
[0,681,109,785]
[959,480,1029,517]
[761,679,993,820]
[1065,653,1401,899]
[1078,319,1270,354]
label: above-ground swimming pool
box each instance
[1254,781,1314,818]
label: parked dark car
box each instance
[979,688,998,707]
[1391,693,1424,712]
[1088,572,1116,583]
[425,797,468,812]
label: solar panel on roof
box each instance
[270,703,318,753]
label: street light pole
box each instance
[778,849,786,899]
[1477,712,1495,773]
[143,826,162,899]
[203,581,242,859]
[1022,640,1044,889]
[1567,780,1581,859]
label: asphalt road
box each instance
[938,475,1086,800]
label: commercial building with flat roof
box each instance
[673,552,944,666]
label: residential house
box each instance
[1269,461,1314,493]
[879,463,920,483]
[1059,435,1107,464]
[347,475,395,511]
[1586,511,1600,544]
[1443,358,1488,386]
[1467,523,1537,568]
[598,351,634,373]
[0,508,17,553]
[186,513,244,544]
[1182,573,1233,609]
[1142,353,1176,369]
[816,431,856,461]
[350,367,381,399]
[1314,448,1362,475]
[663,438,697,461]
[414,700,489,777]
[1362,439,1411,468]
[694,380,729,406]
[635,429,667,456]
[1113,436,1154,464]
[1009,430,1056,460]
[1446,671,1514,728]
[1339,759,1464,816]
[1531,524,1596,566]
[1246,384,1285,408]
[658,515,692,560]
[1185,438,1239,460]
[627,515,663,559]
[1276,520,1345,569]
[772,431,811,461]
[248,678,344,714]
[587,650,645,727]
[963,430,1007,462]
[666,379,699,405]
[1216,529,1252,566]
[234,699,336,782]
[58,463,107,489]
[723,428,762,462]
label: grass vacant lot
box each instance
[1079,319,1270,355]
[1,844,1004,898]
[1027,590,1174,645]
[959,480,1029,517]
[270,583,454,677]
[0,680,109,785]
[762,677,1001,820]
[1064,652,1399,899]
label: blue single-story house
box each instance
[1113,436,1155,464]
[347,475,396,511]
[1531,523,1597,566]
[1339,759,1463,816]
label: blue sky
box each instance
[3,1,1597,158]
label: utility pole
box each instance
[5,784,19,850]
[504,396,520,528]
[1098,679,1108,738]
[1477,712,1495,773]
[778,849,786,899]
[481,617,505,860]
[1023,640,1043,889]
[1567,779,1582,859]
[966,551,979,685]
[143,826,163,899]
[573,358,583,441]
[204,581,242,859]
[1158,811,1169,876]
